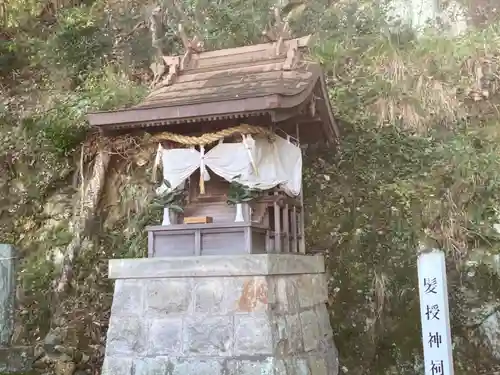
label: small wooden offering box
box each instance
[183,216,213,224]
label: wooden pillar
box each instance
[265,232,272,253]
[273,193,281,253]
[263,207,272,253]
[282,203,290,252]
[299,189,306,253]
[291,206,298,253]
[243,203,251,223]
[295,123,306,254]
[244,227,252,254]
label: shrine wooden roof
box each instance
[87,35,339,143]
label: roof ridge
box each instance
[150,35,315,90]
[168,35,314,60]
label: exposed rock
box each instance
[0,346,34,373]
[479,311,500,360]
[44,327,64,353]
[43,193,73,220]
[54,359,76,375]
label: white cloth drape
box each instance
[158,135,302,197]
[160,148,200,189]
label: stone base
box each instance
[103,254,338,375]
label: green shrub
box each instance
[37,7,112,86]
[0,39,19,78]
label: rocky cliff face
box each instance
[2,1,500,374]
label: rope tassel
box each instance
[199,145,205,194]
[242,134,259,177]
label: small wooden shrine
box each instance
[87,17,339,258]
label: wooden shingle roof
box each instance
[87,35,339,142]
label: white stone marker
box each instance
[0,244,15,346]
[417,249,454,375]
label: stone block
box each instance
[231,276,269,313]
[323,343,339,375]
[106,317,147,355]
[307,352,339,375]
[192,278,225,314]
[193,276,269,315]
[300,310,321,352]
[285,313,304,354]
[274,359,311,375]
[308,357,328,375]
[110,279,144,317]
[267,255,325,276]
[183,316,233,356]
[273,360,287,375]
[295,358,312,375]
[226,358,275,375]
[101,356,133,375]
[315,305,333,340]
[134,357,177,375]
[147,317,183,355]
[234,313,272,355]
[272,314,287,356]
[274,359,293,375]
[145,278,192,316]
[269,276,300,314]
[135,357,224,375]
[272,314,304,356]
[312,274,328,305]
[109,254,325,279]
[174,358,223,375]
[297,274,328,309]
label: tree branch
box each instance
[149,5,166,60]
[55,149,110,293]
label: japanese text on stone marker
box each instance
[428,332,442,348]
[424,277,438,294]
[430,360,444,375]
[425,304,440,320]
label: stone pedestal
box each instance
[0,245,34,374]
[103,254,338,375]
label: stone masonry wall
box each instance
[102,255,339,375]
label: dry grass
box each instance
[348,23,500,132]
[370,270,389,342]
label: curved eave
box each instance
[88,94,282,128]
[87,77,317,126]
[86,69,339,143]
